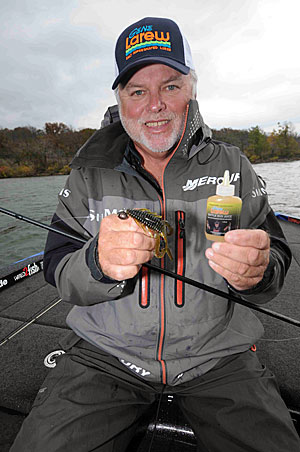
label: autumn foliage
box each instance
[210,122,300,163]
[0,123,95,178]
[0,121,299,178]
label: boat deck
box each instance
[0,217,299,450]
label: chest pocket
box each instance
[174,210,186,307]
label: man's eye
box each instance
[166,85,178,91]
[133,90,144,96]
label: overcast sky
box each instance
[1,0,299,134]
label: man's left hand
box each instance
[205,229,270,291]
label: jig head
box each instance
[118,208,173,260]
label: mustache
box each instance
[137,112,178,125]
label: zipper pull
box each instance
[179,218,185,239]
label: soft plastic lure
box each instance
[118,208,173,260]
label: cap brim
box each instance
[112,57,190,89]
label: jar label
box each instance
[206,202,241,236]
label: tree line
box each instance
[0,120,299,178]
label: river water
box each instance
[0,160,300,268]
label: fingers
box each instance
[206,257,267,290]
[103,229,155,251]
[224,229,270,250]
[210,238,270,268]
[101,249,154,281]
[98,214,156,281]
[205,229,270,291]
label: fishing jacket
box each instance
[44,100,291,386]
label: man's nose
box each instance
[147,91,166,113]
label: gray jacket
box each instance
[44,100,291,385]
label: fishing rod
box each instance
[0,207,86,244]
[0,298,62,347]
[1,206,300,329]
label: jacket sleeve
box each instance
[227,155,292,304]
[43,168,135,305]
[228,209,292,304]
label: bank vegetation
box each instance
[0,120,299,178]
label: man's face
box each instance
[118,64,194,156]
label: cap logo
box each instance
[125,24,171,60]
[129,26,152,39]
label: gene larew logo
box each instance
[126,25,171,60]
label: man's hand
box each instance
[205,229,270,291]
[98,214,156,281]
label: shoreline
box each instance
[1,158,299,179]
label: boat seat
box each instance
[126,394,198,452]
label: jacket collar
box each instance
[170,99,212,161]
[70,120,128,169]
[70,100,212,169]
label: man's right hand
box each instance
[97,214,156,281]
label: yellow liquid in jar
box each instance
[205,195,242,242]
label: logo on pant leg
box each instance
[44,350,66,368]
[120,359,151,377]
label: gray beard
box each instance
[119,110,185,153]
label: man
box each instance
[11,17,300,452]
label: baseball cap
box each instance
[112,17,195,89]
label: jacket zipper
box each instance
[157,196,167,384]
[156,104,190,385]
[174,211,186,307]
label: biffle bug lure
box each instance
[118,208,173,260]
